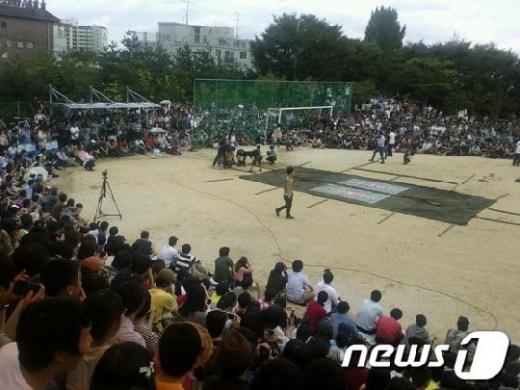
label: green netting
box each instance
[193,79,353,141]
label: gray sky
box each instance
[47,0,520,53]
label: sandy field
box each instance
[58,147,520,343]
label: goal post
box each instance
[265,105,334,134]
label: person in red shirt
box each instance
[376,308,403,345]
[303,291,328,334]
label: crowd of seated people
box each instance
[264,98,520,162]
[1,102,520,390]
[0,102,194,174]
[3,95,520,181]
[0,162,519,390]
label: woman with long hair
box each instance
[234,256,253,288]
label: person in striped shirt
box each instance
[174,243,208,281]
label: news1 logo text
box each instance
[342,331,509,380]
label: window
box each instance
[6,40,12,48]
[27,42,33,49]
[224,50,234,63]
[1,21,6,28]
[17,41,23,48]
[194,26,200,43]
[215,49,221,59]
[218,38,227,46]
[240,51,247,59]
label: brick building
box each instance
[0,1,60,61]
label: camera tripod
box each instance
[93,171,122,223]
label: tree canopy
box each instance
[364,6,406,51]
[1,8,519,120]
[251,14,349,81]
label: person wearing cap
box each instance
[150,269,178,332]
[204,329,252,390]
[77,239,103,274]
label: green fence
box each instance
[193,79,353,140]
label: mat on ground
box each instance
[241,167,494,225]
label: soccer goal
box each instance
[265,106,334,134]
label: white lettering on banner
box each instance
[341,331,509,381]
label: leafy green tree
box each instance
[364,6,406,51]
[252,14,350,81]
[395,57,457,109]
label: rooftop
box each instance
[0,1,60,23]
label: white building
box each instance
[129,30,157,48]
[53,18,107,53]
[77,25,107,52]
[157,22,253,69]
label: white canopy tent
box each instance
[49,85,161,111]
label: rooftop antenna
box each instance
[234,12,240,39]
[182,0,191,25]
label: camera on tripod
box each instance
[94,169,122,222]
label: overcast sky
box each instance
[46,0,520,54]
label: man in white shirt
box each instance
[69,125,80,143]
[387,130,396,157]
[158,236,179,268]
[316,269,339,313]
[513,140,520,166]
[369,132,386,164]
[286,260,314,305]
[355,290,384,335]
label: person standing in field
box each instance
[276,166,295,219]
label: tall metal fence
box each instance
[193,79,353,139]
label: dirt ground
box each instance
[58,147,520,343]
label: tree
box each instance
[171,45,251,101]
[252,14,350,81]
[364,6,406,51]
[395,57,458,109]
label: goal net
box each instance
[265,106,334,134]
[193,79,352,142]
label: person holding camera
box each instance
[0,254,45,347]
